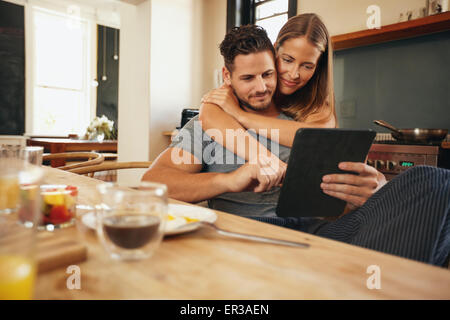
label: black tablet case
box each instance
[276,128,376,218]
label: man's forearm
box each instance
[142,167,230,203]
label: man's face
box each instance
[223,50,277,112]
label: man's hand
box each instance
[201,84,242,119]
[320,162,387,212]
[225,156,286,193]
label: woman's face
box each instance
[276,36,323,96]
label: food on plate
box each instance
[166,213,199,231]
[167,214,199,223]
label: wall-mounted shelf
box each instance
[332,11,450,51]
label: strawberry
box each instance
[65,185,78,197]
[42,215,51,224]
[49,205,70,224]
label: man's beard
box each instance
[233,89,272,112]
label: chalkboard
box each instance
[334,31,450,131]
[96,25,119,134]
[0,1,25,135]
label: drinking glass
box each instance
[38,185,78,231]
[0,159,21,214]
[0,162,43,299]
[96,182,167,261]
[0,145,44,214]
[0,145,43,166]
[20,146,43,166]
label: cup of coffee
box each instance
[96,182,167,261]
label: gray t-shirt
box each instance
[169,113,292,217]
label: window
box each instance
[254,0,291,43]
[226,0,297,43]
[31,7,93,136]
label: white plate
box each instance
[79,203,217,236]
[165,204,217,235]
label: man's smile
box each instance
[250,91,270,99]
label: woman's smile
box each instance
[280,77,300,88]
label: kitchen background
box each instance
[334,30,450,130]
[0,0,449,184]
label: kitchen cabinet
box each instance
[332,11,450,51]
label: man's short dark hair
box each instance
[220,25,275,73]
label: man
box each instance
[143,25,449,266]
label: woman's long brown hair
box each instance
[274,13,336,124]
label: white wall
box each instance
[117,0,151,186]
[117,0,215,184]
[201,0,227,98]
[148,0,202,161]
[147,0,226,161]
[298,0,430,35]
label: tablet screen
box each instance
[276,128,376,218]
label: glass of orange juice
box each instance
[0,173,20,214]
[0,160,43,300]
[0,145,42,214]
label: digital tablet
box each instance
[276,128,376,218]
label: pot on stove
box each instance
[374,120,448,144]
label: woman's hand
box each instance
[201,84,242,120]
[320,162,387,213]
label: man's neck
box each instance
[241,101,280,118]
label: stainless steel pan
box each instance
[374,120,448,144]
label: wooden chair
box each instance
[68,161,152,175]
[43,152,104,171]
[102,153,118,161]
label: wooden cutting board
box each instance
[36,233,87,273]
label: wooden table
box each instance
[27,138,117,167]
[35,167,450,299]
